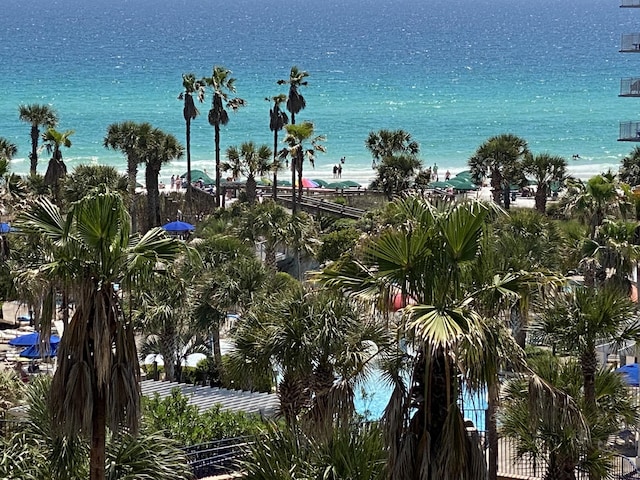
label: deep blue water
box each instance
[1,0,639,184]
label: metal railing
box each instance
[183,436,255,478]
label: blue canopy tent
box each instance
[9,332,61,347]
[616,363,639,387]
[162,221,195,233]
[20,343,58,359]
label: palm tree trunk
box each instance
[90,386,107,480]
[215,125,221,209]
[291,156,297,214]
[145,165,161,228]
[30,125,39,176]
[581,348,597,412]
[186,117,193,214]
[273,130,279,201]
[535,184,547,214]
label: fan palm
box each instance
[205,65,246,208]
[143,128,184,228]
[0,137,17,163]
[223,142,272,204]
[468,133,529,209]
[280,121,325,212]
[619,145,640,187]
[318,195,527,480]
[18,103,58,176]
[14,190,185,480]
[104,121,154,233]
[267,93,288,200]
[522,152,567,214]
[365,129,420,168]
[42,127,73,204]
[178,73,206,192]
[62,164,127,204]
[277,66,309,126]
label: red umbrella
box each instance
[300,178,319,188]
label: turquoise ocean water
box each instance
[2,0,640,186]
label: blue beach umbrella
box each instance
[20,342,58,359]
[616,363,639,387]
[0,223,12,234]
[9,332,61,347]
[162,220,195,233]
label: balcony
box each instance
[621,0,640,7]
[620,34,640,52]
[620,78,640,96]
[619,121,640,141]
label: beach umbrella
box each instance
[258,177,272,186]
[312,178,329,187]
[19,343,58,359]
[616,363,639,387]
[9,332,61,347]
[0,223,12,234]
[277,179,292,187]
[299,178,319,188]
[428,181,454,189]
[162,220,195,233]
[340,180,361,188]
[447,177,478,191]
[180,169,215,186]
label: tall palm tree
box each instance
[370,154,423,200]
[15,190,185,480]
[143,128,184,228]
[178,73,206,200]
[18,104,58,176]
[278,66,309,126]
[223,142,272,204]
[318,196,527,480]
[104,121,153,233]
[522,152,567,214]
[468,133,529,210]
[280,122,326,212]
[267,93,288,200]
[42,127,73,204]
[205,65,246,208]
[365,129,420,168]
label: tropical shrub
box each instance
[317,227,361,264]
[142,389,267,446]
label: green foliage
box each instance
[142,389,266,446]
[242,422,386,480]
[318,227,361,264]
[0,369,25,414]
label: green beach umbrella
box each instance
[180,169,215,186]
[447,177,478,191]
[312,178,330,187]
[258,177,272,186]
[340,180,361,188]
[428,181,454,189]
[277,179,292,187]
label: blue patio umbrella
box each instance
[162,220,195,233]
[20,342,58,359]
[9,332,61,347]
[616,363,639,387]
[0,223,11,234]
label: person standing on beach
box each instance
[433,163,439,181]
[170,175,175,189]
[338,164,342,178]
[333,165,338,178]
[445,169,450,181]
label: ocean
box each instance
[1,0,639,186]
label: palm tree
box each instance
[143,128,184,228]
[205,65,246,208]
[619,145,640,187]
[62,164,127,204]
[18,104,58,176]
[267,93,288,200]
[562,173,632,240]
[42,127,73,204]
[15,190,185,480]
[468,133,529,209]
[223,142,272,204]
[318,196,525,480]
[522,152,567,214]
[104,121,154,233]
[501,352,635,480]
[370,154,423,200]
[365,129,420,168]
[0,137,17,163]
[277,66,309,126]
[280,122,326,212]
[178,73,206,201]
[532,284,638,414]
